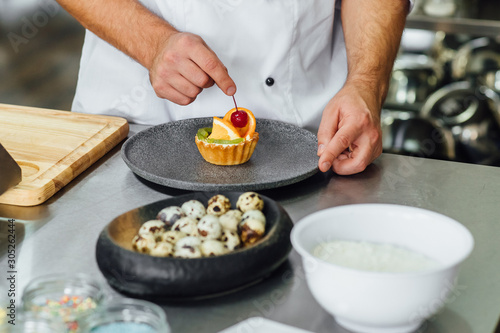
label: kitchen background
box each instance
[0,0,499,166]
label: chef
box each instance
[55,0,411,175]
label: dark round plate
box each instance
[95,192,293,300]
[121,118,319,191]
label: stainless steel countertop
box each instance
[1,124,500,333]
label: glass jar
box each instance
[21,273,106,333]
[80,298,170,333]
[0,311,66,333]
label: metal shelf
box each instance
[406,15,500,38]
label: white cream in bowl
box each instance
[291,204,474,333]
[313,240,440,273]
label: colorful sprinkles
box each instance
[30,295,97,332]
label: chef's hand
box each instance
[149,32,236,105]
[317,83,383,175]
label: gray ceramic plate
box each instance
[121,118,319,191]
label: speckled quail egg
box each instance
[239,218,266,245]
[138,220,167,239]
[200,240,227,257]
[132,234,157,254]
[236,192,264,212]
[149,241,174,257]
[219,210,243,232]
[197,215,222,240]
[223,209,243,221]
[175,246,202,259]
[181,200,206,221]
[241,210,266,225]
[174,236,202,258]
[206,195,231,216]
[172,217,199,237]
[160,230,186,245]
[175,235,202,248]
[220,229,241,251]
[156,206,185,228]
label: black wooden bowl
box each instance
[95,192,293,300]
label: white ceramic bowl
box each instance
[291,204,474,333]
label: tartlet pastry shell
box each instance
[195,132,259,165]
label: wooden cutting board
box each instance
[0,103,129,206]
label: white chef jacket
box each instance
[72,0,411,132]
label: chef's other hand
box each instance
[317,83,383,175]
[149,32,236,105]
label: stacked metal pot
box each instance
[383,31,500,166]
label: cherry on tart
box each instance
[223,107,256,139]
[195,108,259,166]
[231,111,248,128]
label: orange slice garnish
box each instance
[222,107,256,139]
[208,117,241,141]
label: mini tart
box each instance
[195,132,259,166]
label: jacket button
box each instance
[265,77,275,86]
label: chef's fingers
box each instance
[179,60,215,89]
[331,138,374,175]
[317,123,361,172]
[151,57,213,104]
[190,44,236,96]
[317,107,340,156]
[153,73,202,105]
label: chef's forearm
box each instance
[341,0,408,108]
[55,0,176,69]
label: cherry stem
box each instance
[232,95,239,113]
